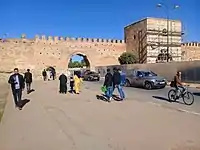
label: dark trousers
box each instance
[53,75,55,80]
[43,76,47,81]
[26,82,31,92]
[12,89,22,107]
[70,81,74,91]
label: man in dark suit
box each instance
[8,68,25,110]
[24,69,32,94]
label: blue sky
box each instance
[0,0,199,62]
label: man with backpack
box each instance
[112,68,125,101]
[103,68,113,102]
[42,69,47,81]
[173,71,185,98]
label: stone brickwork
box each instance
[181,42,200,61]
[0,36,126,75]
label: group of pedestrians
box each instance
[42,68,56,81]
[8,68,33,110]
[103,67,125,102]
[59,71,83,94]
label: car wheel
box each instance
[125,79,131,87]
[144,82,152,90]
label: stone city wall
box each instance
[181,42,200,61]
[0,35,126,79]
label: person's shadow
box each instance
[96,94,122,102]
[27,89,35,94]
[19,99,30,109]
[68,89,76,94]
[96,94,110,102]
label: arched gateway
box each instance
[67,52,91,69]
[0,36,126,75]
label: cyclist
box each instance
[174,71,185,98]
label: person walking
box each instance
[103,68,113,102]
[8,68,25,110]
[47,70,51,81]
[119,69,126,86]
[42,69,47,81]
[52,69,56,80]
[24,69,32,94]
[59,72,68,94]
[74,71,81,94]
[70,76,74,93]
[112,68,125,100]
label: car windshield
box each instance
[141,71,157,77]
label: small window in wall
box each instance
[133,35,136,40]
[40,52,42,54]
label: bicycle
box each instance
[168,85,194,105]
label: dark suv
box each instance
[83,71,100,81]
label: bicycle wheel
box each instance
[168,89,177,102]
[182,91,194,105]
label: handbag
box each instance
[101,86,107,93]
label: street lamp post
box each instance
[157,3,179,62]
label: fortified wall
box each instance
[0,35,126,75]
[181,42,200,61]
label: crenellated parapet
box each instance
[34,35,125,44]
[182,42,200,47]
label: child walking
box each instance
[70,76,74,93]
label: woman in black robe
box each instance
[59,73,67,94]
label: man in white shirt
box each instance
[8,68,25,110]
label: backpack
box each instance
[170,81,175,87]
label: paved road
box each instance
[85,80,200,115]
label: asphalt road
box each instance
[84,80,200,115]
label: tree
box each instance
[21,34,26,39]
[118,52,138,65]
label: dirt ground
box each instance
[0,80,200,150]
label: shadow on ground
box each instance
[96,94,122,102]
[19,99,30,109]
[68,90,76,94]
[193,92,200,96]
[152,96,185,105]
[28,89,35,94]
